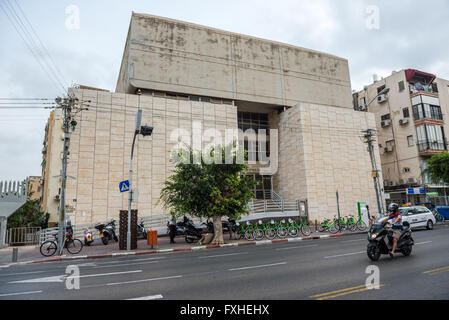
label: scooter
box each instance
[367,220,414,261]
[95,220,119,245]
[84,229,94,246]
[137,219,147,239]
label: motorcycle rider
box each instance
[380,203,403,258]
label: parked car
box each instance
[398,206,436,230]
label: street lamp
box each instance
[127,109,153,251]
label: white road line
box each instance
[127,294,163,300]
[228,262,287,271]
[0,290,42,297]
[324,251,365,259]
[0,271,47,277]
[107,275,183,286]
[98,257,165,265]
[276,244,318,251]
[199,252,248,259]
[93,261,160,269]
[416,241,433,245]
[9,270,142,284]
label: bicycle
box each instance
[290,218,312,237]
[40,231,84,257]
[318,219,338,234]
[434,210,445,223]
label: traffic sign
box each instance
[119,180,130,193]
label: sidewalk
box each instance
[0,229,367,266]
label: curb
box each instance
[0,231,368,267]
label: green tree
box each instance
[423,152,449,184]
[160,143,257,245]
[7,200,50,229]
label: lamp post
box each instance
[127,109,153,251]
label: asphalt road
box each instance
[0,224,448,300]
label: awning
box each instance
[405,69,436,85]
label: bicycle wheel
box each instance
[289,226,299,237]
[329,223,339,234]
[254,229,265,241]
[66,239,83,255]
[244,230,255,241]
[277,226,288,239]
[301,224,312,236]
[357,220,368,231]
[40,241,57,257]
[264,228,276,240]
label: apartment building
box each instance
[41,12,382,224]
[354,69,449,205]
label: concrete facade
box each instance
[116,13,353,110]
[41,13,382,224]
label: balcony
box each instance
[418,141,447,156]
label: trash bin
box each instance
[147,230,158,248]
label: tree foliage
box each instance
[424,152,449,185]
[160,143,257,244]
[7,200,50,229]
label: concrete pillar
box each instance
[0,217,7,248]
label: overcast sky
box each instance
[1,0,449,181]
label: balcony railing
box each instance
[418,141,447,153]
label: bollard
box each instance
[12,248,18,263]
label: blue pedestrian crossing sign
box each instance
[119,180,130,193]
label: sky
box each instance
[1,0,449,181]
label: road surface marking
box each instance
[0,290,43,297]
[416,241,433,245]
[324,251,365,259]
[107,275,182,286]
[423,266,449,276]
[0,271,47,277]
[228,262,287,271]
[311,284,385,300]
[276,244,318,251]
[127,294,163,300]
[9,270,142,284]
[199,252,248,259]
[99,257,165,265]
[93,261,160,269]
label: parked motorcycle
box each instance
[84,229,94,246]
[137,219,147,240]
[367,220,414,261]
[95,220,119,245]
[184,219,203,243]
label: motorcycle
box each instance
[184,219,204,243]
[367,220,414,261]
[84,229,94,246]
[137,219,147,240]
[95,220,119,245]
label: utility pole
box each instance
[55,96,88,255]
[363,129,384,217]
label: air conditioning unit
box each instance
[399,179,406,185]
[384,146,394,153]
[378,94,388,103]
[54,194,60,201]
[381,120,391,128]
[399,119,409,126]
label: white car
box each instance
[398,206,436,230]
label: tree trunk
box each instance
[210,215,224,245]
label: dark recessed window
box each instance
[403,108,410,118]
[398,81,405,91]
